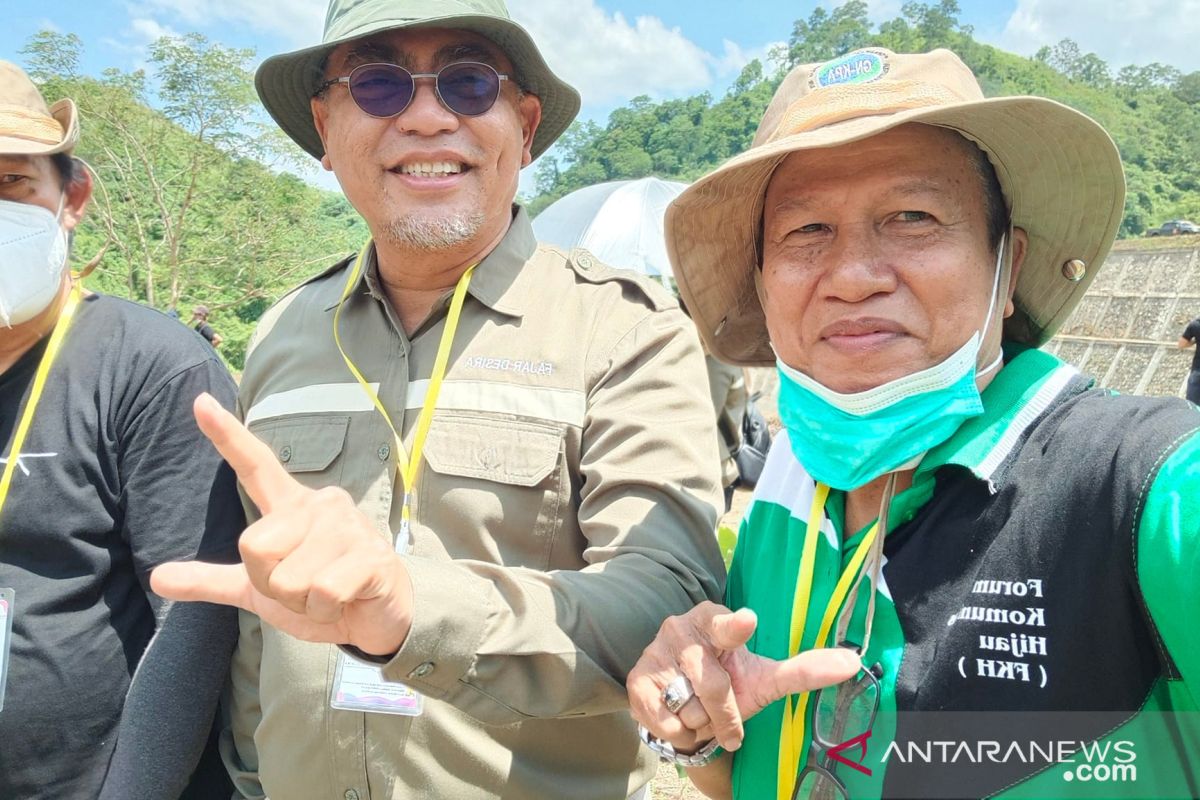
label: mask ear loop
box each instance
[976,226,1013,379]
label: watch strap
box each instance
[636,724,721,767]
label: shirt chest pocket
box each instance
[420,413,566,569]
[246,414,351,490]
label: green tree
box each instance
[784,1,873,67]
[21,30,366,368]
[19,30,82,82]
[1174,71,1200,104]
[531,1,1200,243]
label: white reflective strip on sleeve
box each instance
[406,380,587,428]
[244,382,381,425]
[976,363,1079,482]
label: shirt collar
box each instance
[917,344,1091,490]
[326,205,538,319]
[462,205,537,319]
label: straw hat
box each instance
[0,60,79,156]
[666,48,1125,366]
[256,0,579,161]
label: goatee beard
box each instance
[382,212,486,251]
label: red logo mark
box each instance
[827,731,873,776]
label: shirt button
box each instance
[344,790,360,800]
[278,445,292,463]
[408,661,434,679]
[573,249,593,270]
[377,443,391,461]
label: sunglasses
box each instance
[315,62,512,118]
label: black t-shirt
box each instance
[1184,317,1200,371]
[0,294,242,798]
[194,320,216,344]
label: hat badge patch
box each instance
[810,49,889,89]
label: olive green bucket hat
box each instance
[256,0,580,161]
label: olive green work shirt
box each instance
[705,354,747,489]
[222,208,725,800]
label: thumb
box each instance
[151,561,253,610]
[761,648,862,700]
[708,607,758,651]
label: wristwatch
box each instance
[636,724,722,767]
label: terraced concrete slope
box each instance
[1046,243,1200,398]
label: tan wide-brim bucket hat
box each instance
[256,0,580,161]
[667,48,1125,366]
[0,60,79,156]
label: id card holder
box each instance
[0,589,13,713]
[330,651,423,716]
[329,524,422,715]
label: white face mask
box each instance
[0,196,69,329]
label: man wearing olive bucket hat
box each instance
[147,1,726,799]
[629,48,1200,799]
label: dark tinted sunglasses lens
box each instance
[348,65,414,117]
[438,63,500,115]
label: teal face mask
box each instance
[776,237,1007,491]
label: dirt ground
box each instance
[650,761,707,800]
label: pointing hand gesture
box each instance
[151,393,413,656]
[627,602,861,753]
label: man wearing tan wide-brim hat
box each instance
[147,1,726,799]
[630,48,1200,800]
[0,60,243,799]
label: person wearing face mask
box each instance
[0,61,243,799]
[628,48,1200,800]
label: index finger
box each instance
[194,392,305,514]
[679,642,743,750]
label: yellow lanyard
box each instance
[776,481,882,800]
[0,283,82,525]
[333,243,475,544]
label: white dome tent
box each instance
[531,177,689,288]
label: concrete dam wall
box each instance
[1045,244,1199,398]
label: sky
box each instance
[8,0,1200,195]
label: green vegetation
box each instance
[530,0,1200,239]
[717,525,738,570]
[19,31,366,369]
[19,1,1200,367]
